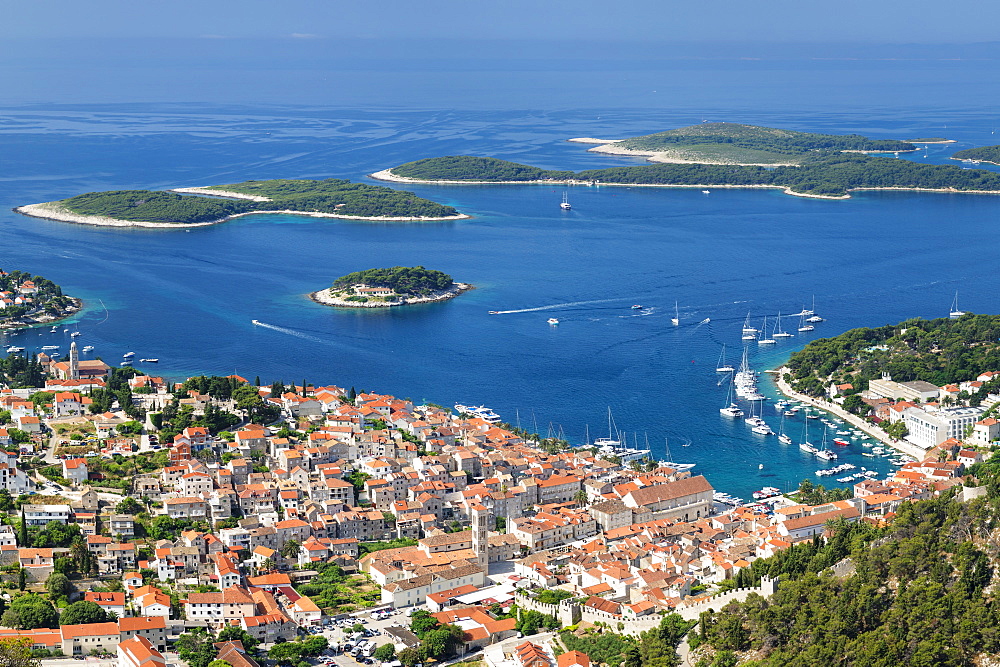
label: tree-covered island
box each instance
[588,122,917,165]
[951,145,1000,166]
[14,178,467,228]
[309,266,471,309]
[0,269,81,329]
[375,123,1000,198]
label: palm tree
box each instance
[573,490,589,507]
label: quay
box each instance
[772,366,929,461]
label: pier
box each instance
[773,366,930,461]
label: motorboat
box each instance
[123,351,135,358]
[41,345,60,351]
[70,331,81,337]
[82,345,94,352]
[547,318,560,325]
[140,358,159,363]
[631,304,643,310]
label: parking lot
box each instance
[315,606,417,667]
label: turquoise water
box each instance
[4,56,1000,499]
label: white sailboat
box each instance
[773,312,794,338]
[816,431,838,460]
[777,412,792,445]
[741,311,758,335]
[799,418,818,453]
[949,291,965,319]
[805,296,823,323]
[720,378,743,417]
[797,312,815,332]
[757,316,776,345]
[671,301,680,326]
[560,192,571,210]
[716,345,734,373]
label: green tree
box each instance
[373,644,396,662]
[280,539,301,559]
[0,636,40,667]
[114,497,142,515]
[398,648,420,667]
[44,573,72,599]
[1,594,58,629]
[410,610,440,637]
[58,600,109,626]
[216,626,257,650]
[208,661,232,667]
[268,643,302,666]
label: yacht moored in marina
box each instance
[454,404,502,423]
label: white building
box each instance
[903,406,984,450]
[23,504,70,526]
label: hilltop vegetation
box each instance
[204,178,460,218]
[63,190,254,224]
[786,314,1000,397]
[392,156,574,182]
[689,492,1000,666]
[389,154,1000,197]
[608,123,915,165]
[951,145,1000,165]
[50,179,460,224]
[332,267,453,295]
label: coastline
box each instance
[373,168,1000,201]
[584,143,801,167]
[308,282,473,309]
[15,200,472,229]
[772,366,929,461]
[949,157,1000,166]
[566,137,623,144]
[911,139,956,144]
[0,297,84,331]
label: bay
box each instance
[3,51,1000,499]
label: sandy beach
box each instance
[308,282,472,308]
[566,137,623,144]
[15,199,471,229]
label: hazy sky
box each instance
[4,0,1000,44]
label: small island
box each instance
[951,145,1000,166]
[309,266,471,309]
[0,269,82,330]
[910,137,955,143]
[14,178,468,229]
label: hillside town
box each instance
[0,345,994,667]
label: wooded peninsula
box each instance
[951,145,1000,165]
[376,123,1000,198]
[14,178,466,228]
[786,313,1000,397]
[0,269,81,329]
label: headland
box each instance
[0,268,82,330]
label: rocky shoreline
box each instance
[15,199,472,228]
[308,283,472,309]
[0,297,84,330]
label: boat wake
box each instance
[251,320,327,344]
[489,297,627,315]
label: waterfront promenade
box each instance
[772,367,929,461]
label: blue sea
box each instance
[4,42,1000,499]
